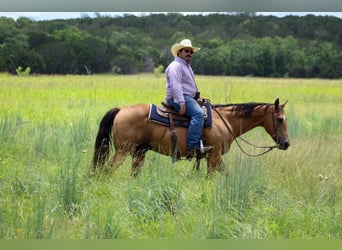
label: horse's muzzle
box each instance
[277,139,290,150]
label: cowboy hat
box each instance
[171,39,200,57]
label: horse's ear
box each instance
[274,98,280,110]
[282,100,288,107]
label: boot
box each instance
[186,140,213,160]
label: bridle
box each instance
[212,104,278,157]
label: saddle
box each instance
[148,100,212,128]
[148,100,212,161]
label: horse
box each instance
[92,98,290,177]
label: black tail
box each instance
[92,108,120,170]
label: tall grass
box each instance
[0,74,341,238]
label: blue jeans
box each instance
[167,95,204,150]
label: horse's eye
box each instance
[277,117,283,124]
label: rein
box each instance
[211,104,277,157]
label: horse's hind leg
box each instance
[109,150,128,172]
[130,144,149,177]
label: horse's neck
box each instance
[224,107,267,137]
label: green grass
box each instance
[0,74,341,239]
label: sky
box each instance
[1,12,342,21]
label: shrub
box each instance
[154,65,164,78]
[16,66,31,76]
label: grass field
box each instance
[0,73,341,239]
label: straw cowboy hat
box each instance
[171,39,200,57]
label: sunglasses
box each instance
[183,48,194,54]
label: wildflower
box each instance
[319,174,328,181]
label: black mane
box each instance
[212,102,271,117]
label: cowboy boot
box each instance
[186,140,212,160]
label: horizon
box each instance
[1,12,342,21]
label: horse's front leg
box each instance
[206,151,226,175]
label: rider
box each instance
[165,38,212,159]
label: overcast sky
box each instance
[1,12,342,21]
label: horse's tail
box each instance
[92,108,120,170]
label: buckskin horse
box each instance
[92,98,290,177]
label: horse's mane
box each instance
[212,102,272,117]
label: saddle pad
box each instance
[148,102,212,128]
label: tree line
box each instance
[1,12,342,78]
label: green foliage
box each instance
[1,14,342,77]
[15,66,30,76]
[50,25,90,42]
[153,65,164,78]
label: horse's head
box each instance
[265,98,290,150]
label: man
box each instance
[165,39,212,159]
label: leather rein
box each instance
[211,103,278,157]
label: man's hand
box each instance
[179,104,186,115]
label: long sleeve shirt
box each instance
[165,57,198,104]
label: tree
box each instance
[36,41,77,74]
[2,13,342,77]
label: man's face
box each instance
[178,47,194,63]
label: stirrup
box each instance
[200,140,212,153]
[186,140,213,160]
